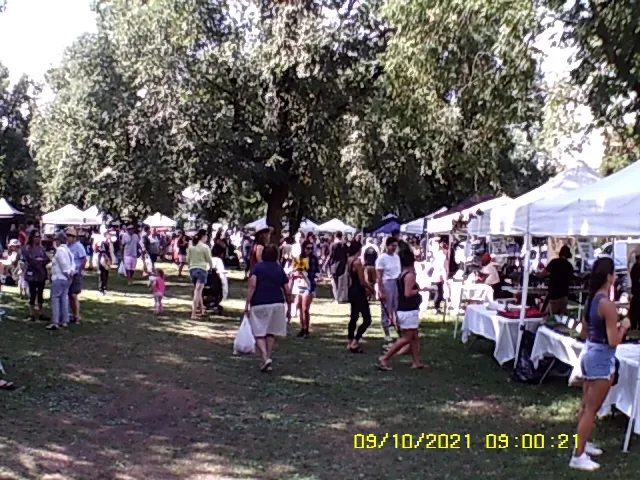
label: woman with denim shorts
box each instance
[187,229,212,320]
[570,257,631,471]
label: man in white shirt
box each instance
[48,232,75,329]
[432,241,449,314]
[376,237,401,342]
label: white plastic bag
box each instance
[144,254,153,273]
[233,316,255,355]
[118,261,126,276]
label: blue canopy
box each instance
[371,220,402,234]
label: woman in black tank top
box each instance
[346,241,374,353]
[377,249,424,370]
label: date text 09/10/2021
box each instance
[353,433,579,450]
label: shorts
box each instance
[546,296,568,315]
[248,303,287,337]
[190,267,208,285]
[397,310,420,329]
[69,274,83,295]
[179,254,187,263]
[124,255,137,271]
[297,285,316,296]
[581,342,617,381]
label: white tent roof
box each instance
[245,216,269,231]
[42,204,101,226]
[427,196,512,234]
[468,161,602,236]
[299,219,318,232]
[401,207,447,235]
[0,198,23,218]
[316,218,356,233]
[527,160,640,236]
[244,217,317,232]
[82,206,104,224]
[143,213,176,228]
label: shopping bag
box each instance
[143,254,153,273]
[233,315,255,355]
[118,261,126,276]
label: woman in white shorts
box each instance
[377,249,425,371]
[245,245,292,372]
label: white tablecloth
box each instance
[461,305,543,365]
[531,329,640,434]
[531,326,583,370]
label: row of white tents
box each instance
[418,160,604,237]
[244,217,357,234]
[40,205,177,229]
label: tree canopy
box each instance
[31,0,557,230]
[0,64,41,217]
[545,0,640,174]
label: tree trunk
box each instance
[287,200,305,237]
[266,186,287,242]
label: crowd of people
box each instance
[1,220,634,472]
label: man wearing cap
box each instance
[66,227,87,323]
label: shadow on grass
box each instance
[0,267,638,479]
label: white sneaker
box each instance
[585,442,603,456]
[569,453,600,471]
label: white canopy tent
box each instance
[468,161,602,237]
[526,160,640,237]
[143,213,176,229]
[401,207,447,235]
[245,216,269,231]
[427,196,512,235]
[0,198,23,218]
[299,219,318,232]
[509,160,640,452]
[316,218,356,234]
[244,216,317,232]
[82,206,104,225]
[42,204,101,226]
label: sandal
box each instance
[45,324,59,330]
[260,359,273,372]
[349,346,364,354]
[376,358,392,371]
[411,363,425,369]
[0,380,16,391]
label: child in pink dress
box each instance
[149,268,166,314]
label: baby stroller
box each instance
[202,267,228,314]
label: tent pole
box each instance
[514,205,532,371]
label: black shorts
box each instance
[69,274,83,295]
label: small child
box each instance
[149,268,166,314]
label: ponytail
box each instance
[585,257,614,322]
[193,228,207,246]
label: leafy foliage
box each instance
[544,0,640,173]
[32,0,553,229]
[0,64,41,217]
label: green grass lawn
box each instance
[0,263,638,479]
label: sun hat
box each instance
[66,227,78,237]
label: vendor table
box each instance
[531,328,640,449]
[461,304,544,365]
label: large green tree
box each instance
[0,64,41,217]
[544,0,640,173]
[33,0,554,231]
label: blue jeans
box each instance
[51,278,71,325]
